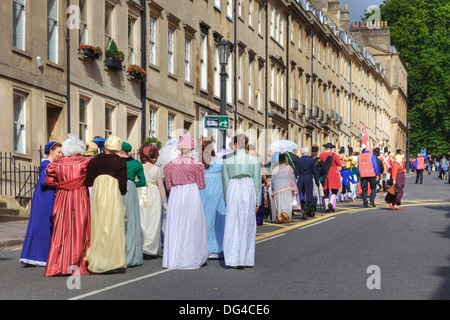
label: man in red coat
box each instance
[319,143,342,213]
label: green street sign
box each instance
[204,115,230,130]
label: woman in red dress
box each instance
[44,135,91,277]
[319,143,342,212]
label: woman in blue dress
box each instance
[20,142,62,266]
[198,138,226,259]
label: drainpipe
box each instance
[264,0,268,163]
[286,14,290,139]
[350,60,352,148]
[66,2,71,133]
[234,0,237,126]
[310,28,314,145]
[140,0,147,144]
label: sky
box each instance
[342,0,385,23]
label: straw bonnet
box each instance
[83,140,98,156]
[105,135,123,151]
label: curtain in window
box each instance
[13,0,26,50]
[47,0,58,63]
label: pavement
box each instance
[0,220,28,249]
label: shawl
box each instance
[271,164,298,197]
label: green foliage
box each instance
[143,136,162,149]
[105,40,124,62]
[380,0,450,157]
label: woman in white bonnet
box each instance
[44,134,91,276]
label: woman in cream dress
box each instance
[84,135,128,273]
[138,143,167,260]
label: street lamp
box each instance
[217,40,231,154]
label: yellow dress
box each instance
[85,174,126,273]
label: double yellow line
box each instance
[255,200,450,242]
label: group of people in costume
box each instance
[19,131,408,275]
[20,132,263,274]
[267,142,407,222]
[19,134,166,275]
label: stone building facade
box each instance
[0,0,408,167]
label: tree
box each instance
[379,0,450,156]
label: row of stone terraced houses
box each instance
[0,0,408,167]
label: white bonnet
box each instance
[61,134,86,157]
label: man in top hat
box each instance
[319,143,342,212]
[358,146,379,208]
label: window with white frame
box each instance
[214,0,220,9]
[279,15,284,46]
[105,3,113,50]
[290,20,293,42]
[237,52,242,100]
[149,17,157,65]
[185,38,191,82]
[128,17,135,65]
[168,115,174,140]
[248,57,253,106]
[258,6,262,33]
[149,109,156,137]
[105,106,113,138]
[270,7,274,38]
[13,92,27,154]
[249,0,253,26]
[226,53,232,103]
[79,97,89,143]
[168,28,174,74]
[227,0,232,19]
[238,0,242,17]
[13,0,26,51]
[47,0,59,63]
[270,66,274,101]
[258,64,263,110]
[298,25,301,49]
[79,0,88,45]
[213,45,219,96]
[200,33,208,91]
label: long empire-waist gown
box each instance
[84,153,128,273]
[199,159,226,256]
[139,165,166,256]
[20,159,55,266]
[163,155,209,269]
[43,156,91,276]
[222,149,262,267]
[123,157,146,267]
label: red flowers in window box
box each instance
[79,44,103,61]
[127,65,147,80]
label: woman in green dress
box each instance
[120,142,146,267]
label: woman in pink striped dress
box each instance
[44,135,91,277]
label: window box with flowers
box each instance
[79,44,103,61]
[104,40,125,71]
[127,65,147,81]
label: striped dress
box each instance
[44,155,91,277]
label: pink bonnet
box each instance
[176,135,196,151]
